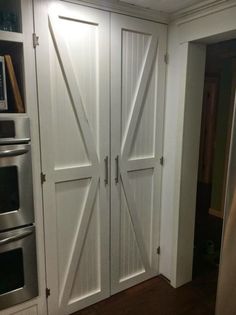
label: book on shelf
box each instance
[0,56,8,111]
[4,54,24,113]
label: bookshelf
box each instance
[0,0,25,113]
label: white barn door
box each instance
[110,13,167,294]
[36,2,110,314]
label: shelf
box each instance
[0,30,23,43]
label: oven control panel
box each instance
[0,115,30,144]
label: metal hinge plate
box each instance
[160,157,164,166]
[46,288,50,299]
[41,172,46,184]
[164,53,169,64]
[157,246,161,255]
[33,33,39,49]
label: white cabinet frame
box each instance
[163,3,236,288]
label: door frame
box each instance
[165,5,236,288]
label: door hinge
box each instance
[157,246,161,255]
[33,33,39,49]
[41,172,46,184]
[46,288,51,299]
[164,53,169,64]
[160,156,164,166]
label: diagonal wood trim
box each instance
[120,171,152,274]
[121,34,158,161]
[49,12,99,166]
[125,157,156,172]
[54,165,99,183]
[59,175,99,310]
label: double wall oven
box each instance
[0,115,38,310]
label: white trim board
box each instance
[162,4,236,288]
[61,0,236,26]
[61,0,169,24]
[172,0,231,22]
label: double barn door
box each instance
[36,1,166,314]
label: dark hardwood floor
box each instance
[72,269,218,315]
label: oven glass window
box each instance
[0,248,24,295]
[0,166,19,213]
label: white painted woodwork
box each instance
[21,0,47,312]
[37,0,167,312]
[175,43,206,286]
[63,0,169,24]
[162,2,236,287]
[34,0,236,305]
[37,2,110,314]
[110,13,167,293]
[120,0,207,13]
[0,30,23,43]
[11,306,38,315]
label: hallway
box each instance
[73,270,217,315]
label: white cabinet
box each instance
[35,1,167,314]
[36,3,110,315]
[110,13,166,294]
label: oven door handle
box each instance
[0,229,33,246]
[0,148,29,158]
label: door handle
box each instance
[0,229,33,246]
[115,155,119,184]
[104,156,108,185]
[0,148,29,158]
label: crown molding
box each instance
[171,0,236,24]
[62,0,169,24]
[61,0,236,26]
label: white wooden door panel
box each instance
[111,13,167,293]
[37,1,167,312]
[38,2,110,314]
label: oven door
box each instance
[0,144,34,231]
[0,225,38,310]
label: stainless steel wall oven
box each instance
[0,225,38,310]
[0,115,38,311]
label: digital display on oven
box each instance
[0,121,15,138]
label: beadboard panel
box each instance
[111,13,167,294]
[55,178,91,293]
[120,184,144,281]
[70,189,101,302]
[121,31,150,145]
[128,169,154,264]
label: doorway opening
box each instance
[193,39,236,279]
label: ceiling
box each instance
[119,0,209,13]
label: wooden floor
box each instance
[73,270,218,315]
